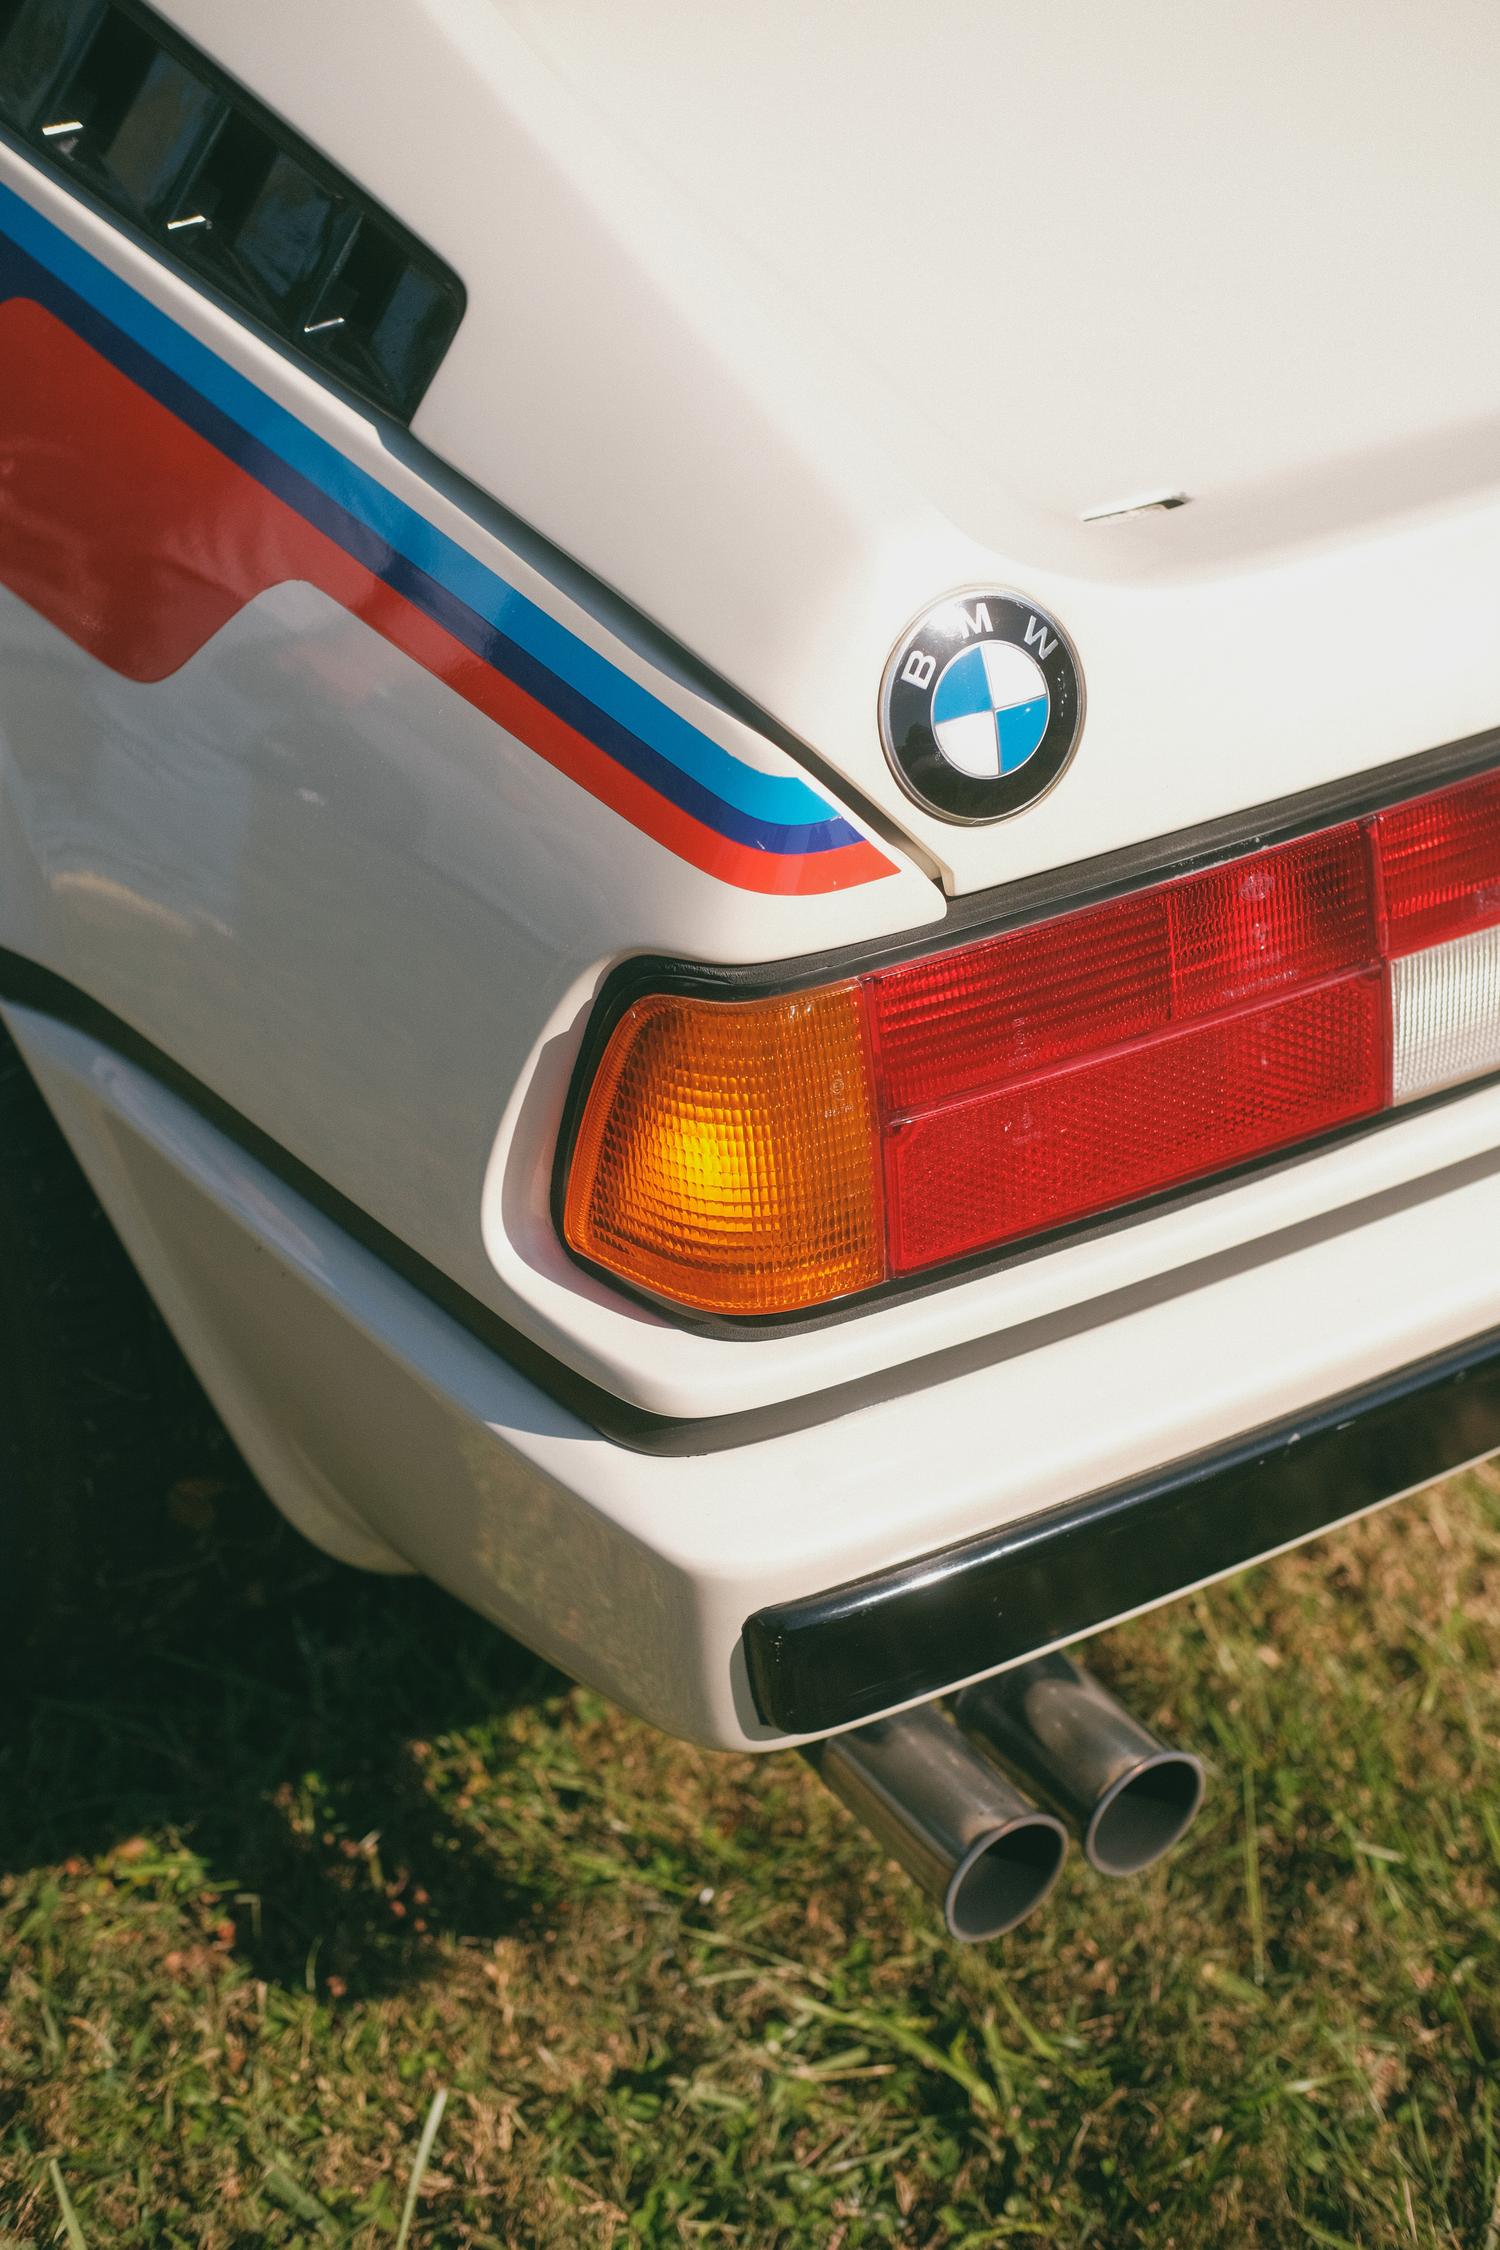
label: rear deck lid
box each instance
[445,0,1500,895]
[491,0,1500,541]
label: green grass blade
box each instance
[47,2159,88,2250]
[393,2085,448,2250]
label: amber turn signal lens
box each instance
[563,984,884,1316]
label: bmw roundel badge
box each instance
[879,590,1085,823]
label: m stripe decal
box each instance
[0,175,895,894]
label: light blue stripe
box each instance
[0,177,835,833]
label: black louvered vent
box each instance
[0,0,465,419]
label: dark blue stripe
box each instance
[0,189,868,860]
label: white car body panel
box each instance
[0,149,934,1353]
[4,2,1500,1747]
[16,1003,1500,1749]
[152,0,1500,899]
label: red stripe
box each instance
[356,578,891,893]
[0,294,333,677]
[0,298,891,893]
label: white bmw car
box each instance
[3,0,1498,1936]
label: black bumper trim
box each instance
[0,949,674,1451]
[743,1322,1500,1735]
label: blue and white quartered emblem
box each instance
[879,590,1085,823]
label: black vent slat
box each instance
[177,134,354,320]
[95,51,221,216]
[53,13,156,148]
[0,0,103,131]
[0,0,463,419]
[170,107,272,240]
[302,218,458,411]
[223,152,351,305]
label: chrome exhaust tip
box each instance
[956,1653,1206,1879]
[809,1702,1068,1942]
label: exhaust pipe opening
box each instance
[809,1702,1068,1942]
[956,1653,1206,1879]
[1086,1751,1205,1879]
[944,1817,1071,1943]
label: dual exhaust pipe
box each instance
[809,1652,1205,1942]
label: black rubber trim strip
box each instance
[742,1320,1500,1734]
[556,723,1500,1337]
[0,947,689,1452]
[10,944,1500,1468]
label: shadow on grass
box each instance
[0,1401,565,2002]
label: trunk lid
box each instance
[188,0,1500,898]
[491,0,1500,537]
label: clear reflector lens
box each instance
[1391,926,1500,1103]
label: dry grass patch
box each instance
[1,1453,1498,2245]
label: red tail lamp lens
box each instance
[866,825,1376,1112]
[563,771,1500,1317]
[1372,769,1500,955]
[881,974,1386,1273]
[867,824,1383,1273]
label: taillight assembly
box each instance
[562,763,1500,1318]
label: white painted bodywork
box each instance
[154,0,1500,898]
[4,3,1500,1743]
[18,1006,1500,1747]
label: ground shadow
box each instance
[0,1393,567,2000]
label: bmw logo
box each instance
[879,590,1085,823]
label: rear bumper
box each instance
[745,1321,1500,1733]
[13,997,1500,1752]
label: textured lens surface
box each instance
[868,891,1171,1113]
[885,973,1387,1272]
[1391,926,1500,1103]
[869,826,1374,1115]
[564,984,882,1315]
[1374,770,1500,956]
[1165,825,1375,1014]
[563,769,1500,1316]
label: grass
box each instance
[1,1421,1499,2246]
